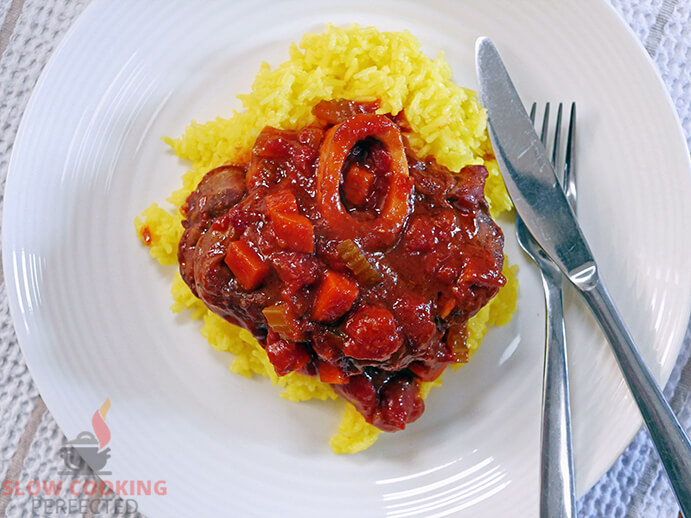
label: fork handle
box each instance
[539,263,576,518]
[579,275,691,516]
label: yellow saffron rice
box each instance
[134,24,518,454]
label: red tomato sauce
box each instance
[178,100,505,431]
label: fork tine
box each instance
[563,102,577,212]
[516,100,578,518]
[551,103,563,171]
[540,102,550,145]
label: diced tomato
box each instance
[343,164,374,207]
[317,362,348,384]
[297,126,325,147]
[265,190,298,216]
[272,252,320,292]
[369,142,392,174]
[375,376,424,431]
[338,374,378,421]
[404,215,436,253]
[210,212,232,232]
[392,294,436,347]
[312,270,359,322]
[265,338,311,376]
[312,99,380,125]
[224,241,270,290]
[449,165,489,210]
[289,144,318,174]
[252,128,296,159]
[343,306,402,360]
[408,362,446,382]
[458,249,505,289]
[436,264,461,285]
[311,329,345,362]
[271,212,314,253]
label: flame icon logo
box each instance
[58,398,112,475]
[92,397,111,449]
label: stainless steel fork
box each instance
[516,102,577,518]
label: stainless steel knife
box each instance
[475,36,691,517]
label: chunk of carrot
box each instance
[317,361,348,384]
[312,270,359,322]
[265,190,298,216]
[224,240,270,290]
[272,212,315,253]
[343,164,374,207]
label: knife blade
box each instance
[475,36,691,517]
[475,37,596,289]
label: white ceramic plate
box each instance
[4,0,691,516]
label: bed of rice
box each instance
[134,24,518,454]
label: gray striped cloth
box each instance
[0,1,688,517]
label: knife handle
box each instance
[539,263,576,518]
[579,276,691,516]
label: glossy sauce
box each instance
[178,100,505,431]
